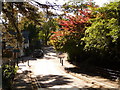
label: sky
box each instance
[0,0,114,23]
[35,0,113,15]
[37,0,113,7]
[93,0,113,6]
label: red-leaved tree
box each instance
[50,0,98,60]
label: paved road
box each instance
[28,47,94,88]
[14,46,119,89]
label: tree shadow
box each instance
[13,70,33,90]
[45,53,57,57]
[42,46,58,59]
[36,74,73,88]
[43,46,56,54]
[44,56,56,60]
[65,65,120,81]
[16,56,37,64]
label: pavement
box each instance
[13,57,34,90]
[13,46,119,89]
[13,47,88,89]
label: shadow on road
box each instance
[13,70,33,90]
[65,65,120,81]
[17,56,37,64]
[36,74,73,88]
[43,46,56,54]
[44,56,56,60]
[45,53,57,57]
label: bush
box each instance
[2,64,18,90]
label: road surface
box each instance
[16,46,119,89]
[28,49,92,88]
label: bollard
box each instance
[58,54,64,66]
[59,57,63,66]
[22,57,24,63]
[61,60,63,66]
[60,57,62,63]
[17,58,18,66]
[28,59,29,66]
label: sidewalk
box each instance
[13,57,35,90]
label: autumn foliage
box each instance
[60,10,91,32]
[50,8,92,51]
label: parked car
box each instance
[32,49,44,58]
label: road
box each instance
[28,47,94,88]
[19,46,119,89]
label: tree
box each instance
[2,0,63,49]
[39,18,58,45]
[50,0,96,61]
[2,1,57,47]
[2,2,42,52]
[82,1,120,65]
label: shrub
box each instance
[2,64,18,90]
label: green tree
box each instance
[39,19,58,45]
[50,0,96,61]
[82,1,120,64]
[2,2,40,44]
[2,1,54,48]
